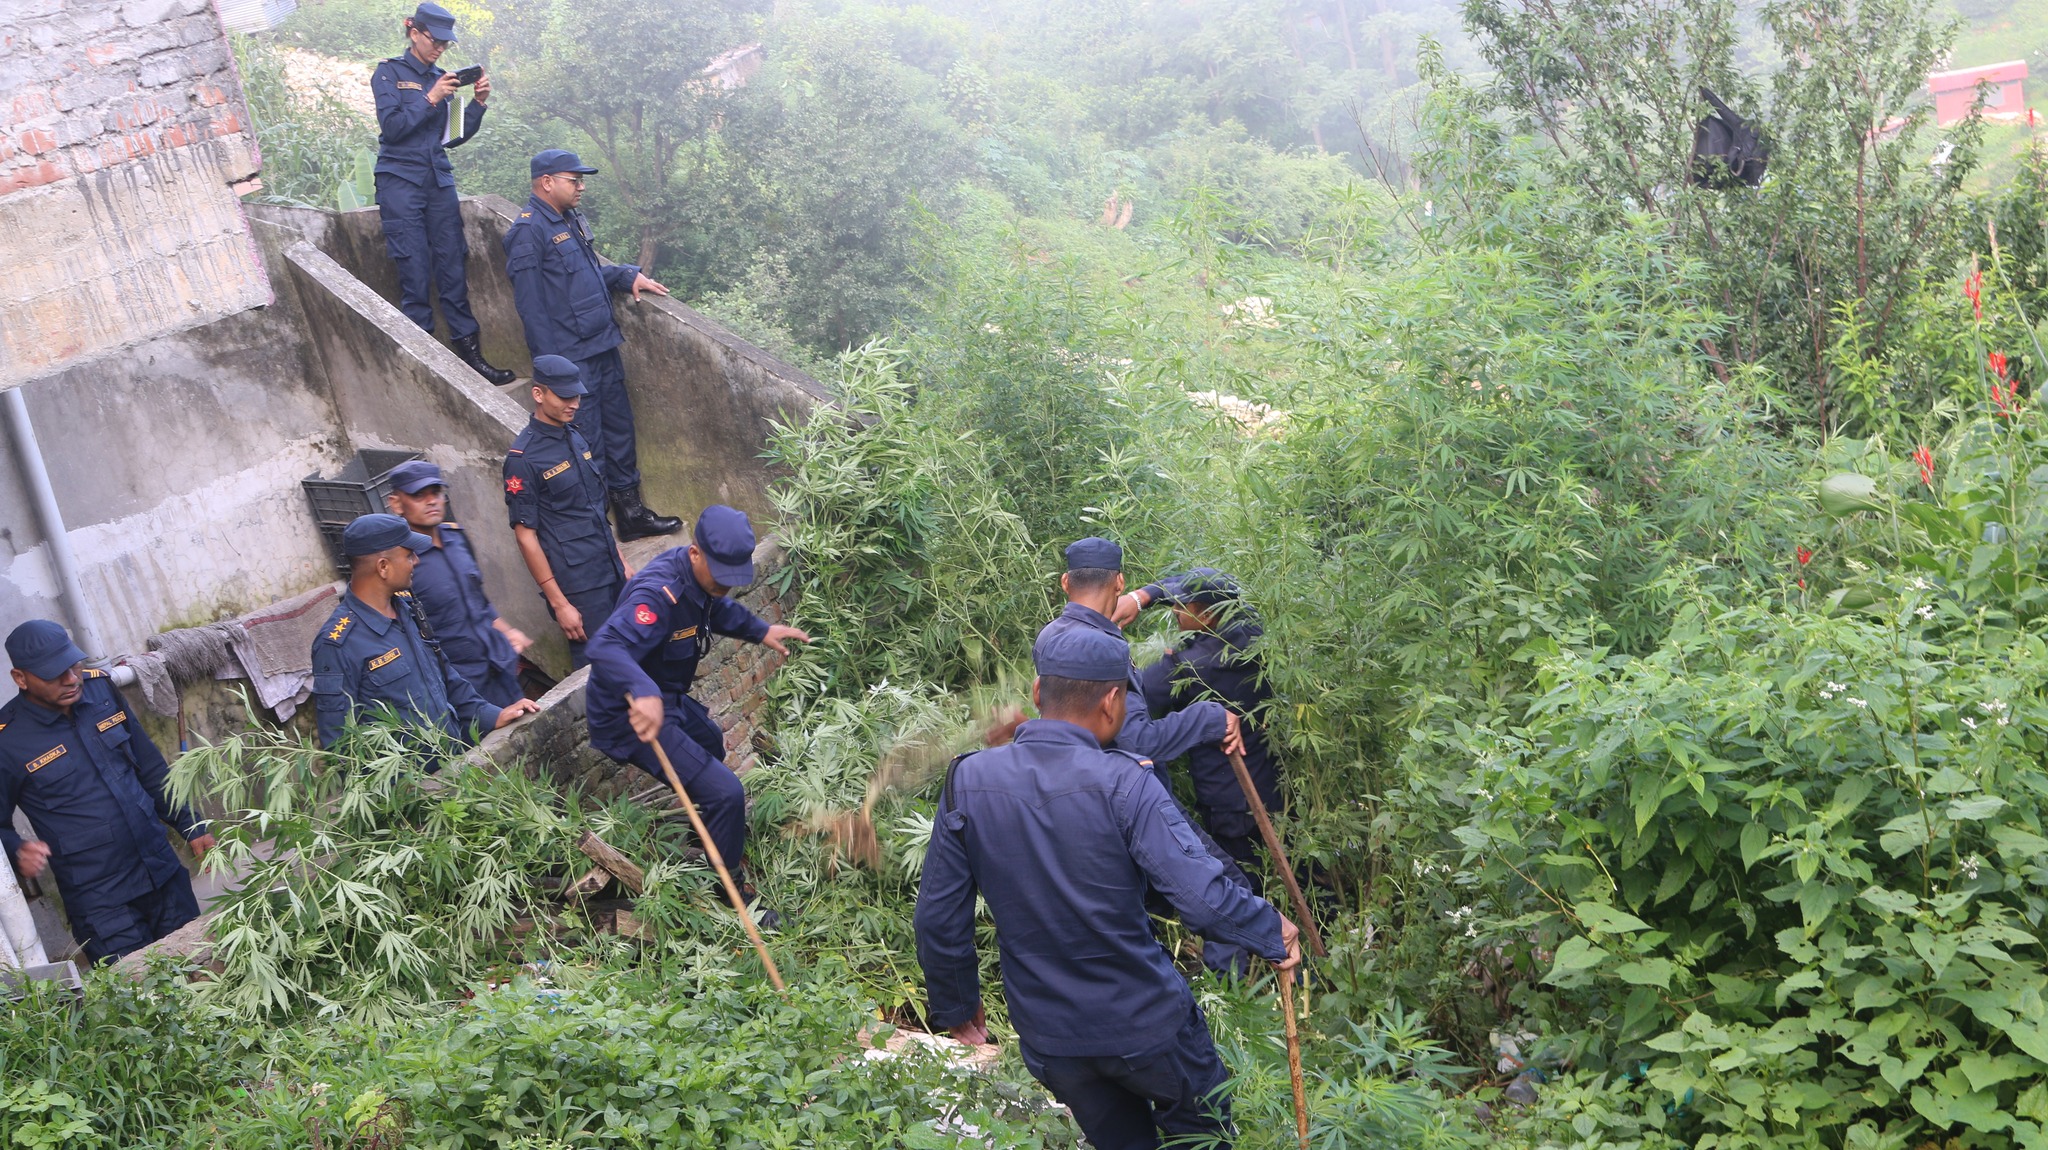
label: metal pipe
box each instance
[2,387,105,660]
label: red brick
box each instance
[17,128,55,154]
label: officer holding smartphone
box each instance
[370,2,516,386]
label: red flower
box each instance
[1990,351,2009,380]
[1913,444,1934,486]
[1964,270,1984,320]
[1797,546,1814,566]
[1798,578,1807,590]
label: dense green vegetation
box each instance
[16,0,2048,1146]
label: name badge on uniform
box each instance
[670,626,699,642]
[541,460,572,481]
[96,711,126,732]
[397,81,423,90]
[26,744,65,773]
[368,648,403,671]
[552,232,570,244]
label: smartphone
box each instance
[454,64,483,87]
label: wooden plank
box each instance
[574,830,646,895]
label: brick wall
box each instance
[471,546,794,802]
[0,0,269,390]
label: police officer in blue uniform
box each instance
[370,3,514,386]
[1033,538,1245,773]
[915,625,1299,1150]
[384,459,531,708]
[504,355,635,670]
[503,148,682,541]
[1131,569,1281,872]
[584,505,810,922]
[311,514,539,750]
[0,620,214,963]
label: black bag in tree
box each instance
[1691,86,1769,189]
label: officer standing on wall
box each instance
[915,625,1299,1150]
[311,514,539,750]
[369,3,516,385]
[0,620,215,963]
[583,505,810,925]
[504,355,633,669]
[1130,569,1281,873]
[503,148,682,541]
[384,459,532,708]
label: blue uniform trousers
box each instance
[555,580,622,671]
[1019,1003,1234,1150]
[375,173,481,342]
[570,348,641,492]
[450,653,524,710]
[73,872,201,965]
[619,694,746,867]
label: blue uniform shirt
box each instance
[1035,602,1230,772]
[502,194,642,363]
[1139,621,1279,806]
[371,51,486,188]
[503,417,623,595]
[0,672,204,914]
[914,720,1285,1058]
[583,547,770,759]
[310,589,503,749]
[408,522,517,686]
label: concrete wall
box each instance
[312,194,830,527]
[0,0,269,391]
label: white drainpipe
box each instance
[3,387,108,662]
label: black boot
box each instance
[450,334,516,386]
[609,484,682,541]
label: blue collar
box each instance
[524,194,568,226]
[389,51,439,79]
[340,590,399,636]
[1057,600,1122,637]
[1011,718,1106,749]
[525,415,574,442]
[10,691,73,728]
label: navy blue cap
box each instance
[531,354,587,396]
[530,148,598,180]
[1157,567,1240,609]
[694,504,757,587]
[6,619,87,680]
[387,459,445,494]
[409,2,457,41]
[342,513,432,557]
[1064,537,1123,572]
[1032,622,1130,682]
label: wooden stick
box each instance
[1278,968,1309,1150]
[574,831,645,895]
[636,698,788,992]
[1227,750,1327,958]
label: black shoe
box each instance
[609,484,682,541]
[450,334,516,386]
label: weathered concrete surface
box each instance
[0,0,269,390]
[0,212,346,696]
[316,194,830,526]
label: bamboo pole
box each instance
[1227,750,1327,958]
[1278,969,1309,1150]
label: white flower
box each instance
[1998,715,2012,727]
[1963,716,1978,729]
[1847,697,1869,708]
[1826,681,1846,693]
[1961,854,1983,880]
[1916,604,1936,620]
[1847,559,1869,571]
[1979,700,2008,714]
[1910,577,1931,591]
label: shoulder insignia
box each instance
[442,521,459,530]
[397,81,423,90]
[505,475,526,494]
[96,711,127,732]
[541,459,572,481]
[519,211,532,218]
[551,232,570,244]
[506,446,524,455]
[634,604,658,626]
[670,625,698,642]
[368,648,402,671]
[0,723,8,733]
[327,614,354,642]
[582,451,593,460]
[26,744,65,773]
[394,590,413,599]
[661,585,678,604]
[81,667,105,678]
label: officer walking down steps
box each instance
[584,506,810,928]
[504,148,682,541]
[370,3,515,385]
[0,621,215,963]
[915,625,1300,1150]
[385,459,533,708]
[312,514,539,751]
